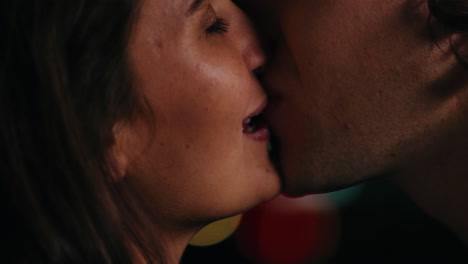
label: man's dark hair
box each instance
[429,0,468,31]
[429,0,468,65]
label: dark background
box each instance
[181,180,468,264]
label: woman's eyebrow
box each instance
[187,0,207,16]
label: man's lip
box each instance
[264,94,283,114]
[261,78,283,99]
[267,95,283,106]
[261,79,284,128]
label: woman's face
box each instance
[121,0,280,226]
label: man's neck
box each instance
[392,145,468,245]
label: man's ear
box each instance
[112,123,130,182]
[451,33,468,68]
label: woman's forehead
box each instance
[139,0,196,15]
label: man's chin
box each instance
[280,175,361,197]
[268,141,357,196]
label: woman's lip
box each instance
[242,99,267,131]
[242,100,270,142]
[245,127,270,142]
[245,100,268,120]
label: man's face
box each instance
[255,0,462,195]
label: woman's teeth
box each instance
[243,114,263,134]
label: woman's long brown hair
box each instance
[0,0,162,263]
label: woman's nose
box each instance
[231,3,267,73]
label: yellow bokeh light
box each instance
[189,214,243,247]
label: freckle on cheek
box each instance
[155,40,163,49]
[186,144,190,149]
[342,122,351,131]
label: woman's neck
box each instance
[130,222,203,264]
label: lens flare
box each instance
[189,214,243,247]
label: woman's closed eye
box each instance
[206,17,230,35]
